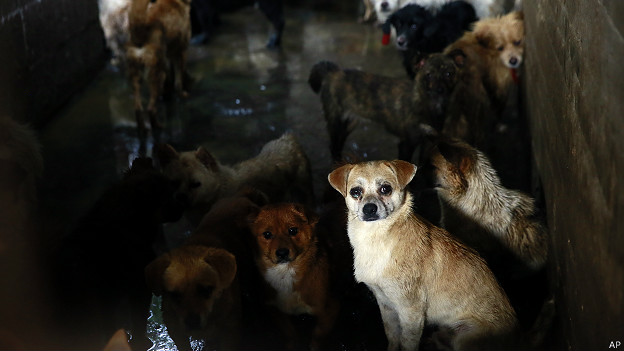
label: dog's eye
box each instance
[189,181,201,189]
[410,24,418,31]
[513,40,522,46]
[262,231,273,239]
[288,227,298,236]
[497,46,504,51]
[379,184,393,195]
[197,285,214,299]
[349,187,363,199]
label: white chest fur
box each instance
[348,220,394,284]
[263,264,313,315]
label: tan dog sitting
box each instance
[249,203,339,350]
[328,160,519,350]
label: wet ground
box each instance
[31,2,541,351]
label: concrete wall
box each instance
[0,0,106,126]
[524,1,624,349]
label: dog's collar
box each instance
[382,33,391,46]
[511,68,519,84]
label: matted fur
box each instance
[328,160,519,350]
[428,137,548,271]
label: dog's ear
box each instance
[388,160,417,188]
[437,140,474,175]
[292,203,320,226]
[328,163,355,198]
[447,48,467,68]
[154,144,179,168]
[204,248,237,288]
[474,23,492,48]
[195,147,219,172]
[145,253,171,296]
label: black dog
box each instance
[191,0,284,48]
[383,2,477,78]
[48,158,185,350]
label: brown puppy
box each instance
[424,137,548,272]
[155,132,314,226]
[328,160,519,350]
[126,0,191,131]
[444,11,524,108]
[308,52,462,162]
[145,195,261,351]
[249,203,339,349]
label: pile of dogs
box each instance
[42,1,555,350]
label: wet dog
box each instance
[328,160,520,350]
[423,137,548,273]
[155,132,313,226]
[249,203,339,349]
[49,157,184,350]
[444,11,524,108]
[126,0,191,132]
[308,52,462,162]
[145,195,261,351]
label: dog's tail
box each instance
[308,61,341,94]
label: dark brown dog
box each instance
[146,195,263,351]
[126,0,191,132]
[308,52,462,162]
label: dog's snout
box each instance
[276,248,290,262]
[397,35,407,47]
[509,57,519,67]
[381,1,389,10]
[363,203,378,217]
[185,314,202,330]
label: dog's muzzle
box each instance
[275,248,292,263]
[361,203,380,221]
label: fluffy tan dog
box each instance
[126,0,191,131]
[444,11,524,107]
[155,133,314,225]
[424,137,548,272]
[328,160,518,350]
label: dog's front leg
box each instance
[397,305,426,351]
[370,286,401,351]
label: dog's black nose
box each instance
[397,35,406,46]
[276,248,290,262]
[185,314,201,330]
[363,203,377,216]
[509,57,518,66]
[381,1,389,10]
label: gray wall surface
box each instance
[0,0,106,126]
[524,1,624,349]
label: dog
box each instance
[308,52,462,162]
[145,194,264,351]
[328,160,521,350]
[249,202,340,349]
[422,137,548,273]
[190,0,284,47]
[98,0,131,66]
[48,157,185,350]
[381,2,476,79]
[155,132,313,226]
[126,0,191,132]
[444,11,524,109]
